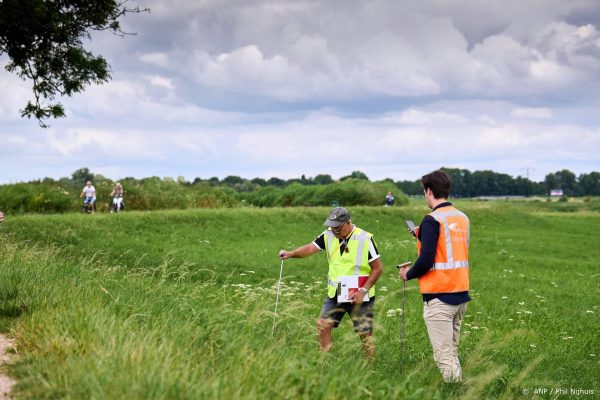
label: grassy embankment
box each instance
[0,200,598,399]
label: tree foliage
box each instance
[396,167,600,197]
[0,0,148,127]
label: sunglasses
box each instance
[329,221,348,234]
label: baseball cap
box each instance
[324,207,351,227]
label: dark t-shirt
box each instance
[313,229,381,262]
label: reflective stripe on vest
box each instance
[324,227,375,298]
[417,206,470,294]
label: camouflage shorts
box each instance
[319,296,375,334]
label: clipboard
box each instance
[336,275,370,303]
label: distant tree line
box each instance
[396,168,600,197]
[1,167,598,214]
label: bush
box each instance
[0,176,408,214]
[241,180,408,207]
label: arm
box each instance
[279,243,320,259]
[404,216,439,280]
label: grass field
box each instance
[0,200,598,399]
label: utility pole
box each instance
[521,167,536,181]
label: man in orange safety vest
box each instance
[399,169,470,382]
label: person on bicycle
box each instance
[110,182,124,213]
[80,180,96,213]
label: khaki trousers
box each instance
[423,298,468,382]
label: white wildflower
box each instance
[386,308,403,317]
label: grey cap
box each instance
[324,207,351,227]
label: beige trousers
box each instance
[423,298,468,382]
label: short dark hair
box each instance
[421,170,451,199]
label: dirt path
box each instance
[0,334,15,400]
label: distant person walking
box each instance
[385,191,395,206]
[110,182,124,213]
[80,180,96,213]
[398,170,471,382]
[278,207,383,361]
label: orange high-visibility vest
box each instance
[416,205,470,294]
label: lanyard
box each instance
[327,226,356,263]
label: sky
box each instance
[1,0,600,184]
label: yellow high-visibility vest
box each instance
[324,226,375,298]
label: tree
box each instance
[395,179,421,196]
[313,174,334,185]
[250,177,268,186]
[0,0,148,127]
[340,171,369,181]
[578,172,600,196]
[71,167,94,188]
[441,167,472,197]
[222,176,244,186]
[267,177,286,187]
[544,170,579,196]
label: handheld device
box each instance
[405,220,417,235]
[396,261,412,269]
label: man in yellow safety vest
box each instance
[279,207,383,360]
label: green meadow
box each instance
[0,200,598,399]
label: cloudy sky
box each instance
[1,0,599,184]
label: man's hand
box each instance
[349,287,367,304]
[278,250,292,260]
[408,226,419,238]
[0,211,4,223]
[399,266,410,281]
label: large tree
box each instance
[0,0,147,127]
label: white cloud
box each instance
[149,75,175,89]
[510,107,553,119]
[139,52,170,67]
[2,1,600,184]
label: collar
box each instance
[432,201,452,211]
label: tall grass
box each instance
[0,202,598,398]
